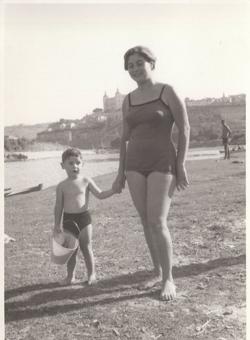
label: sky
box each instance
[2,1,250,126]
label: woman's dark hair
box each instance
[124,45,157,70]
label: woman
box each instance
[112,46,190,300]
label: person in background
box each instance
[221,119,232,159]
[112,46,190,301]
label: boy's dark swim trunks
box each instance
[63,210,92,238]
[222,137,229,145]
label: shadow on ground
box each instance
[5,254,245,322]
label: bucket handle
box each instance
[63,220,81,238]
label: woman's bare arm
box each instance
[162,85,190,190]
[113,96,131,191]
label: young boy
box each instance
[54,147,120,285]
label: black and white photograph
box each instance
[2,1,247,339]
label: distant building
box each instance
[185,97,215,106]
[91,108,107,122]
[228,94,246,105]
[60,123,66,129]
[103,89,126,112]
[185,93,246,107]
[97,115,107,122]
[4,135,19,141]
[92,108,103,114]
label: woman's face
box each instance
[127,53,153,83]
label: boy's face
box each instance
[61,155,83,178]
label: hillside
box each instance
[187,104,245,146]
[4,123,50,140]
[4,104,246,150]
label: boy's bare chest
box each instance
[63,182,88,197]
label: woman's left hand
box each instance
[176,164,189,191]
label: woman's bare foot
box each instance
[87,273,97,285]
[160,280,176,301]
[138,275,162,290]
[59,277,77,286]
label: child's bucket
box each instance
[51,231,79,265]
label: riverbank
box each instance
[4,142,67,162]
[4,152,120,192]
[4,143,245,162]
[4,152,245,339]
[4,147,243,193]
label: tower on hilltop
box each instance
[103,89,125,112]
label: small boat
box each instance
[4,183,43,197]
[4,153,28,162]
[4,233,16,244]
[4,188,12,196]
[4,187,12,192]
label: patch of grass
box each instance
[4,152,245,340]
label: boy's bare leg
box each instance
[60,249,77,285]
[79,224,96,285]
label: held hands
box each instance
[176,164,189,191]
[112,174,126,194]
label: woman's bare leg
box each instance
[126,171,161,286]
[147,172,176,300]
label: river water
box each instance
[4,147,222,191]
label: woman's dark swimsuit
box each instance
[125,84,177,178]
[63,210,92,238]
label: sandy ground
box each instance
[4,151,245,340]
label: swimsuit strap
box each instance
[159,84,166,99]
[128,84,167,107]
[128,93,132,107]
[159,84,171,110]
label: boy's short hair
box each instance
[61,147,82,163]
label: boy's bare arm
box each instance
[54,183,64,233]
[87,177,115,199]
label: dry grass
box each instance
[4,152,245,340]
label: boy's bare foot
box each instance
[138,275,162,290]
[160,280,176,301]
[59,277,77,286]
[87,274,97,285]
